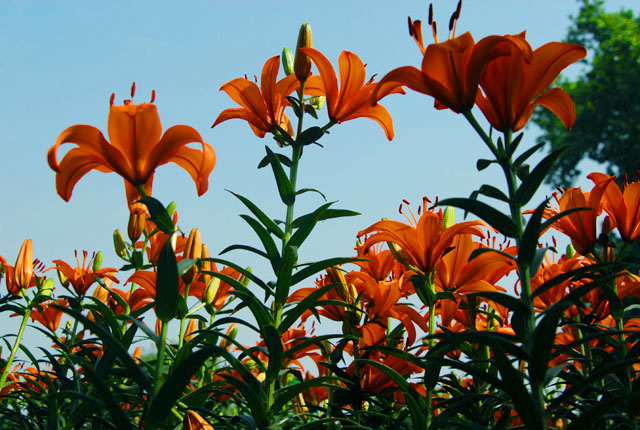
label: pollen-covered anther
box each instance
[150,90,156,103]
[130,82,136,99]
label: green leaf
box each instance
[205,257,272,295]
[138,195,175,234]
[219,244,269,259]
[288,202,332,248]
[519,199,548,268]
[292,208,360,228]
[297,126,325,145]
[228,190,284,239]
[155,239,180,322]
[506,132,525,157]
[279,283,338,333]
[438,197,520,238]
[145,345,220,428]
[265,146,295,205]
[272,376,338,411]
[177,258,197,276]
[257,152,292,169]
[276,245,297,305]
[476,159,495,171]
[296,187,327,201]
[477,184,509,202]
[514,148,565,205]
[290,257,359,286]
[513,141,545,167]
[240,214,281,272]
[81,364,133,430]
[263,325,284,382]
[468,247,516,263]
[303,104,318,119]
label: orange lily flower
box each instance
[373,32,516,113]
[529,254,587,311]
[358,200,485,275]
[212,55,299,138]
[30,299,68,332]
[539,178,613,255]
[53,251,119,296]
[588,172,640,242]
[183,410,214,430]
[434,234,516,326]
[48,88,216,208]
[301,48,403,140]
[476,32,587,131]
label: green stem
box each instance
[177,284,190,349]
[425,276,436,429]
[0,294,31,393]
[153,320,169,397]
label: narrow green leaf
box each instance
[240,214,281,272]
[468,247,516,263]
[228,191,284,238]
[138,195,175,234]
[276,245,297,305]
[280,283,338,333]
[476,159,495,171]
[257,152,292,169]
[156,239,180,322]
[219,244,269,259]
[288,203,332,248]
[506,132,525,157]
[477,184,509,202]
[290,257,359,286]
[438,197,519,238]
[514,148,565,205]
[513,141,545,167]
[272,376,338,411]
[263,325,284,382]
[265,146,295,205]
[177,258,197,276]
[296,187,327,201]
[81,365,133,430]
[519,199,548,268]
[292,208,360,228]
[297,126,324,145]
[205,257,272,295]
[146,345,220,428]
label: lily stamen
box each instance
[150,89,156,103]
[130,82,136,99]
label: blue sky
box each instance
[1,1,637,346]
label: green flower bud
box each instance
[309,96,325,110]
[39,278,54,298]
[442,206,455,230]
[566,244,576,258]
[282,47,295,76]
[166,201,177,217]
[92,251,103,271]
[239,267,252,287]
[205,277,221,305]
[113,230,128,259]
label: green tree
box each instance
[532,0,640,186]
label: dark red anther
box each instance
[418,205,422,215]
[428,3,433,25]
[455,0,462,19]
[448,13,455,32]
[552,236,557,248]
[423,196,431,204]
[131,82,136,99]
[402,199,411,205]
[124,99,130,105]
[150,89,156,103]
[109,93,115,106]
[254,75,258,83]
[408,16,414,36]
[399,203,404,214]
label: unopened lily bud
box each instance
[166,201,177,217]
[327,266,349,300]
[566,244,576,259]
[219,323,238,350]
[182,228,202,284]
[39,278,54,298]
[65,320,73,331]
[387,241,410,267]
[92,251,103,271]
[282,47,295,75]
[309,96,325,110]
[204,277,221,305]
[183,410,214,430]
[239,267,252,287]
[128,209,146,242]
[56,268,69,288]
[442,206,455,230]
[183,318,198,343]
[294,23,313,82]
[14,239,33,291]
[200,244,212,286]
[113,230,128,259]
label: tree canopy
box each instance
[532,0,640,186]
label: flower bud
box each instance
[219,323,238,350]
[200,244,213,287]
[442,206,455,230]
[182,228,202,284]
[309,96,325,110]
[39,278,54,298]
[14,239,33,291]
[56,268,69,288]
[282,47,295,76]
[128,210,146,242]
[565,244,576,259]
[113,229,128,259]
[204,277,221,305]
[166,201,177,217]
[183,410,214,430]
[326,266,349,300]
[239,267,252,287]
[92,251,103,271]
[183,318,198,343]
[294,23,313,82]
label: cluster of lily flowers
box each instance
[1,2,639,429]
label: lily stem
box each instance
[0,290,31,393]
[153,320,169,397]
